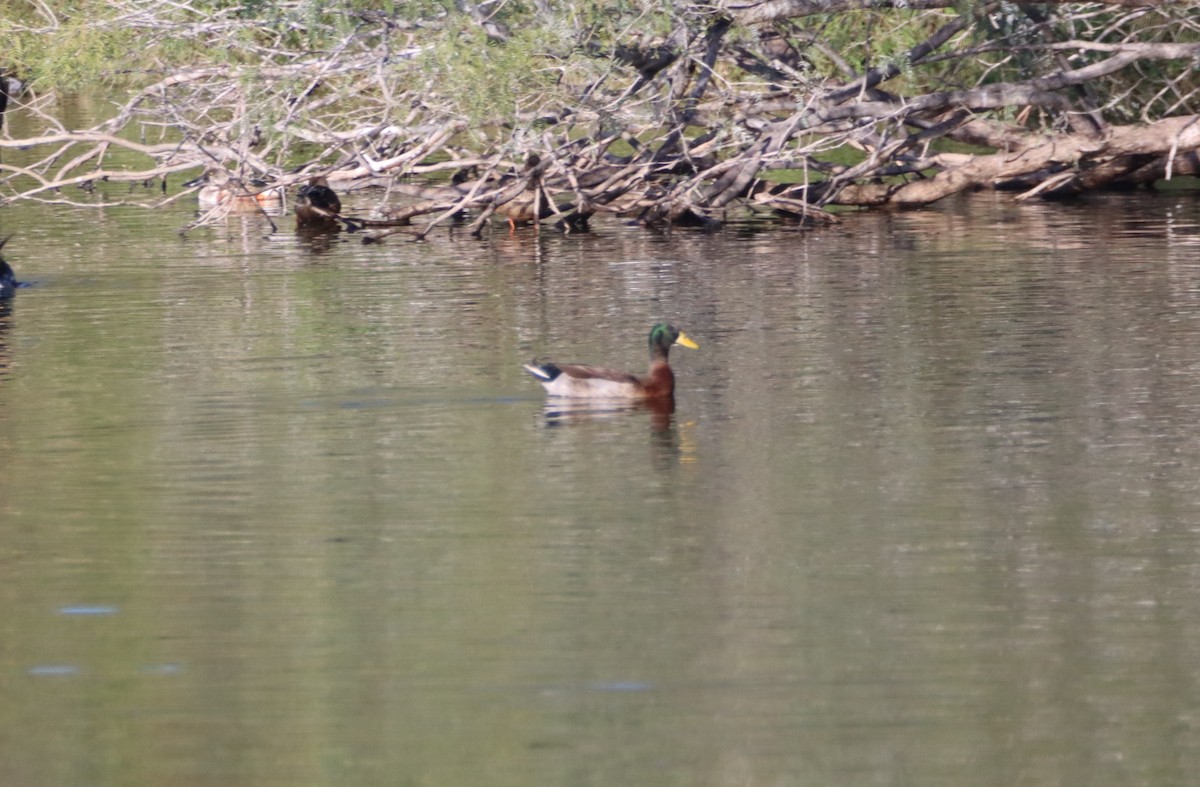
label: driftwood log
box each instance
[0,1,1198,237]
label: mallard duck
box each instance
[0,236,16,300]
[494,190,548,231]
[295,176,342,227]
[524,323,699,399]
[187,170,283,212]
[494,155,550,231]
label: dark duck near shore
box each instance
[524,323,699,400]
[0,237,18,300]
[295,176,342,228]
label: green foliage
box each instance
[418,22,571,127]
[2,0,1198,131]
[793,9,949,84]
[4,18,137,90]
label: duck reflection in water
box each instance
[0,236,18,379]
[538,398,688,470]
[540,396,676,432]
[295,225,339,254]
[0,310,9,381]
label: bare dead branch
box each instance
[2,1,1199,230]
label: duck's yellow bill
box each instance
[675,331,699,349]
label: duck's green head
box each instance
[649,323,699,355]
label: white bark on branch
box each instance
[2,1,1198,229]
[725,0,1173,25]
[839,114,1200,205]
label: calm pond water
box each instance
[3,182,1200,786]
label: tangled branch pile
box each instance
[1,0,1199,236]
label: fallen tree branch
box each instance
[725,0,1170,26]
[1,1,1198,230]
